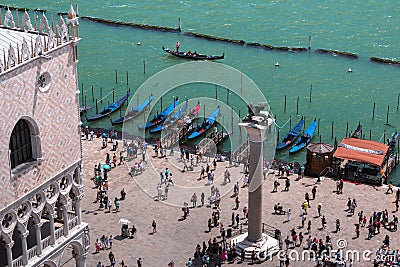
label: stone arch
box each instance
[42,259,57,267]
[72,166,82,185]
[0,232,12,267]
[59,240,84,266]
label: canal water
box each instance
[4,0,399,183]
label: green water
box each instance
[4,0,399,182]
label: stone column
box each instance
[5,241,14,267]
[20,231,29,265]
[49,214,56,245]
[34,222,43,256]
[239,117,268,242]
[62,204,70,236]
[76,253,87,267]
[75,194,84,225]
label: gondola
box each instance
[276,117,304,150]
[138,98,179,130]
[149,100,188,134]
[187,107,220,140]
[111,95,153,125]
[349,122,362,138]
[86,92,131,122]
[289,118,317,154]
[162,47,224,60]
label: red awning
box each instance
[333,138,389,166]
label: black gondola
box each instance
[162,47,224,60]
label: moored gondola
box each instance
[86,92,131,122]
[111,95,153,125]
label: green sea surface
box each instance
[4,0,399,183]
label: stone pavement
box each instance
[74,136,400,267]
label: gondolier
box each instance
[176,41,180,52]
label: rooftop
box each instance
[0,4,79,74]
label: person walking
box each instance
[317,203,322,217]
[235,196,240,210]
[152,220,157,233]
[335,219,341,232]
[321,215,327,229]
[287,208,291,222]
[109,251,116,267]
[301,213,306,228]
[201,192,205,206]
[284,177,291,191]
[387,182,394,194]
[137,257,142,267]
[311,186,317,199]
[307,220,312,234]
[109,235,113,249]
[355,223,360,238]
[191,193,197,208]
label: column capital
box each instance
[34,222,44,228]
[5,241,14,249]
[19,231,29,238]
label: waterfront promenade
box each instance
[77,136,400,266]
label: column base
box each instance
[232,233,279,262]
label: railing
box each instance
[320,167,333,177]
[68,216,79,230]
[67,210,76,220]
[55,227,64,240]
[231,140,250,164]
[12,256,24,267]
[42,236,52,250]
[27,246,37,260]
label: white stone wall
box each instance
[0,42,81,208]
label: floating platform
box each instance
[81,16,180,33]
[316,49,358,59]
[370,57,400,65]
[183,31,245,45]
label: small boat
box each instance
[111,95,153,125]
[149,100,188,134]
[86,92,131,122]
[349,122,362,138]
[138,98,179,130]
[276,117,304,150]
[162,46,224,60]
[187,107,220,140]
[289,118,317,154]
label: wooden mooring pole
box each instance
[115,69,118,83]
[296,96,299,114]
[331,121,334,139]
[309,84,312,103]
[317,118,320,135]
[372,102,376,120]
[95,99,98,114]
[386,105,390,125]
[113,88,115,103]
[345,122,349,137]
[308,35,312,50]
[126,71,129,86]
[100,87,103,103]
[143,61,146,74]
[91,85,94,102]
[284,95,287,113]
[369,129,372,140]
[81,83,84,104]
[289,116,292,130]
[397,94,400,111]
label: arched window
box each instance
[9,119,33,169]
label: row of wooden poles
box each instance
[283,83,400,124]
